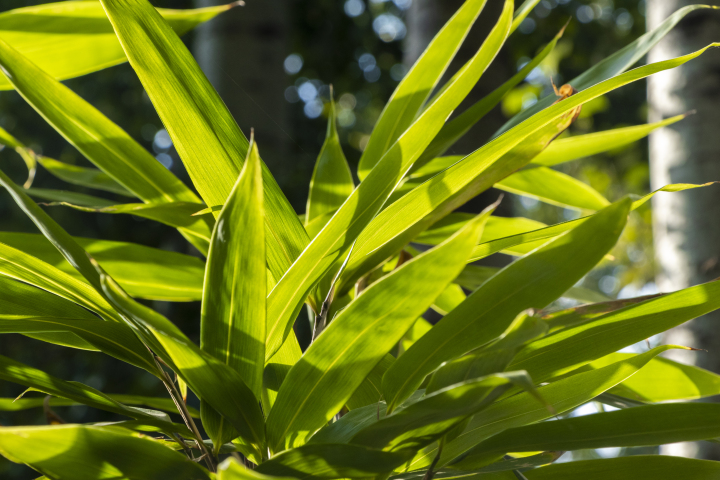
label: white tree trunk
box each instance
[648,0,720,459]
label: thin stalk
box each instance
[423,438,444,480]
[155,357,216,473]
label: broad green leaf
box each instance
[523,456,720,480]
[495,5,717,137]
[306,97,354,225]
[267,207,493,452]
[338,47,717,293]
[357,0,489,178]
[201,140,266,450]
[453,403,720,470]
[99,0,311,290]
[383,198,630,412]
[25,188,117,207]
[468,182,715,262]
[426,312,547,394]
[415,24,565,167]
[219,458,296,480]
[588,353,720,403]
[402,318,433,352]
[0,35,211,252]
[99,275,267,462]
[0,354,186,434]
[0,232,204,302]
[0,424,210,480]
[37,156,134,197]
[540,294,663,332]
[351,371,540,452]
[347,354,396,410]
[531,114,687,167]
[407,345,683,470]
[496,165,609,211]
[510,279,720,384]
[266,0,514,361]
[0,1,233,89]
[256,444,411,479]
[432,283,467,315]
[263,333,303,414]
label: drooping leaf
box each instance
[306,97,354,225]
[265,0,514,361]
[201,140,266,450]
[452,403,720,470]
[25,188,117,207]
[523,456,720,480]
[510,279,720,384]
[219,458,296,480]
[0,424,210,480]
[407,345,684,470]
[383,198,630,412]
[37,156,134,197]
[266,206,494,452]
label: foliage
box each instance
[0,1,718,479]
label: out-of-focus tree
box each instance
[648,0,720,459]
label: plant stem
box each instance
[422,438,444,480]
[155,357,216,473]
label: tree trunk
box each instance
[193,0,291,195]
[648,0,720,459]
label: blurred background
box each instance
[1,0,719,477]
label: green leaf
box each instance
[267,206,494,452]
[509,279,720,384]
[0,355,186,434]
[0,232,205,302]
[415,24,565,167]
[25,188,117,207]
[266,0,514,362]
[37,156,134,197]
[426,311,547,394]
[256,444,411,479]
[496,165,610,211]
[0,125,36,187]
[0,424,210,480]
[432,283,467,315]
[219,458,296,480]
[263,333,303,414]
[523,456,720,480]
[402,318,433,352]
[407,345,684,470]
[531,114,687,167]
[306,97,354,225]
[201,140,266,450]
[338,46,717,292]
[495,5,717,137]
[99,0,311,290]
[357,0,490,178]
[383,198,630,412]
[0,34,211,253]
[0,1,233,89]
[540,294,663,332]
[347,353,396,411]
[589,353,720,403]
[453,403,720,470]
[468,182,715,262]
[49,201,212,255]
[351,371,541,453]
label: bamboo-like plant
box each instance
[0,0,719,479]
